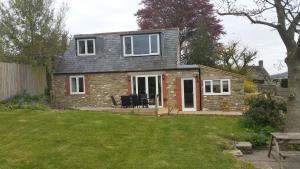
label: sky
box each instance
[56,0,288,75]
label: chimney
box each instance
[259,60,263,68]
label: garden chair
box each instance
[121,96,131,108]
[111,96,121,108]
[139,94,149,108]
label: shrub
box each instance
[243,94,287,129]
[241,94,287,147]
[244,80,257,93]
[0,92,49,110]
[246,127,274,147]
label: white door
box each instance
[181,78,196,111]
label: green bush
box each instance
[241,94,287,147]
[0,93,49,110]
[246,126,274,147]
[243,94,287,129]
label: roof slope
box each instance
[249,65,270,80]
[54,28,179,74]
[199,65,245,78]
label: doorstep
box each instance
[176,111,242,116]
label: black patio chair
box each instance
[110,96,120,108]
[121,96,131,108]
[139,94,149,108]
[131,94,139,108]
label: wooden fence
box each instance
[0,62,47,101]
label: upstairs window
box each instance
[77,39,95,56]
[70,75,85,95]
[123,34,160,56]
[203,79,231,95]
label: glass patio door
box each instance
[147,76,157,105]
[133,75,163,107]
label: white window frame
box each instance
[130,75,163,108]
[181,78,197,111]
[123,34,160,57]
[70,75,85,95]
[203,79,231,95]
[77,39,96,56]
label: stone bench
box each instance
[236,142,253,154]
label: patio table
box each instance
[268,132,300,169]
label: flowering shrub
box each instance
[0,93,48,110]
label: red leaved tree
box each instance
[135,0,224,61]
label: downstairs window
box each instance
[70,75,85,95]
[203,79,231,95]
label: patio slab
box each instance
[76,107,243,116]
[242,150,300,169]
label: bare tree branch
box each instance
[218,11,278,28]
[287,12,300,34]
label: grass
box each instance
[0,109,253,169]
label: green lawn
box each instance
[0,109,252,169]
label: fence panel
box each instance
[0,62,47,101]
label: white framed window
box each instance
[70,75,85,95]
[203,79,231,95]
[123,34,160,56]
[77,39,95,56]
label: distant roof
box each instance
[249,65,270,80]
[271,72,288,79]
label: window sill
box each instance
[77,53,96,56]
[70,93,86,95]
[124,54,160,57]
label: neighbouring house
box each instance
[271,72,288,88]
[248,60,276,94]
[271,72,289,98]
[249,60,271,84]
[52,28,245,112]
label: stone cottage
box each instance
[52,28,245,112]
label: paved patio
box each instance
[242,150,300,169]
[77,107,243,116]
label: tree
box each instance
[0,0,68,91]
[217,0,300,132]
[186,20,219,66]
[135,0,224,61]
[217,42,257,75]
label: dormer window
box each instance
[123,34,160,56]
[77,39,95,56]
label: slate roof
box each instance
[249,65,271,81]
[54,28,181,74]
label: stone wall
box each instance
[200,65,245,111]
[52,73,128,108]
[164,69,200,111]
[52,69,200,110]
